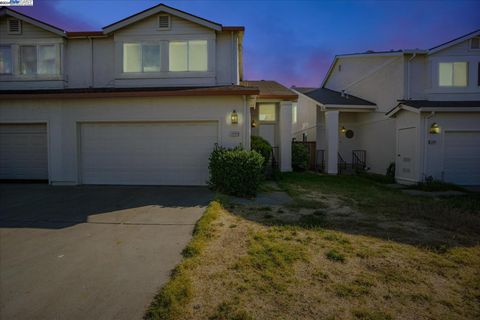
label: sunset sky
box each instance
[12,0,480,87]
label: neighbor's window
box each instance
[123,43,161,73]
[0,46,12,74]
[292,103,297,124]
[259,104,276,122]
[169,40,207,72]
[439,62,468,87]
[19,45,59,75]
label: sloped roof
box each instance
[0,4,243,38]
[386,100,480,117]
[293,87,375,106]
[0,7,66,37]
[429,29,480,54]
[0,85,259,99]
[241,80,298,101]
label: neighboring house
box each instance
[292,29,480,185]
[0,4,296,186]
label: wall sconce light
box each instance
[340,126,347,134]
[429,122,441,134]
[231,110,238,125]
[251,119,257,128]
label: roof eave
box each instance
[1,7,66,37]
[428,29,480,55]
[102,3,222,34]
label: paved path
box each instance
[0,184,212,320]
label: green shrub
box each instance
[251,135,272,166]
[292,143,309,171]
[386,162,395,178]
[208,144,264,197]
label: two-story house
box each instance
[292,29,480,185]
[0,4,296,186]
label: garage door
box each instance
[80,122,218,185]
[0,124,48,180]
[444,131,480,185]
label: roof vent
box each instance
[158,15,171,30]
[471,37,480,50]
[8,19,22,35]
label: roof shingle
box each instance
[241,80,298,101]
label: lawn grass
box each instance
[146,172,480,320]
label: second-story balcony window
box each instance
[0,46,12,74]
[19,45,59,75]
[439,62,468,87]
[123,43,161,73]
[169,40,207,72]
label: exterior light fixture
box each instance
[251,119,257,128]
[340,126,347,134]
[429,123,441,134]
[231,110,238,125]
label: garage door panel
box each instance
[80,122,217,186]
[0,124,48,180]
[444,131,480,185]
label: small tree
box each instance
[251,135,272,170]
[292,143,309,171]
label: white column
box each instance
[325,110,339,174]
[279,101,293,172]
[244,96,256,150]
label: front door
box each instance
[396,127,416,182]
[259,124,276,147]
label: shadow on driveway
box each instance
[0,184,212,229]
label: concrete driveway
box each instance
[0,184,212,320]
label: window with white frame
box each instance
[259,104,276,122]
[438,62,468,87]
[0,46,12,74]
[123,43,161,73]
[169,40,207,72]
[19,44,60,75]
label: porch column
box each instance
[245,96,256,150]
[325,110,339,174]
[279,101,293,172]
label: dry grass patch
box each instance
[146,173,480,320]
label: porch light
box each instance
[340,126,347,134]
[231,110,238,125]
[429,123,441,134]
[251,119,257,128]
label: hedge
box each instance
[208,144,264,197]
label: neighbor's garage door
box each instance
[80,122,218,185]
[0,124,48,180]
[443,131,480,185]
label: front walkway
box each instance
[0,184,212,320]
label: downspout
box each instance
[407,53,416,99]
[422,111,435,181]
[89,37,94,88]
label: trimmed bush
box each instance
[251,135,272,167]
[292,143,309,171]
[208,144,264,197]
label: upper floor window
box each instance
[0,46,12,74]
[20,45,59,75]
[123,43,161,73]
[259,104,276,122]
[169,40,207,72]
[438,62,467,87]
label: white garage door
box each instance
[80,122,218,186]
[0,124,48,180]
[444,131,480,185]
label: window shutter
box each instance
[8,19,22,35]
[158,15,170,30]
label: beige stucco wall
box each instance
[292,94,316,141]
[0,96,247,185]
